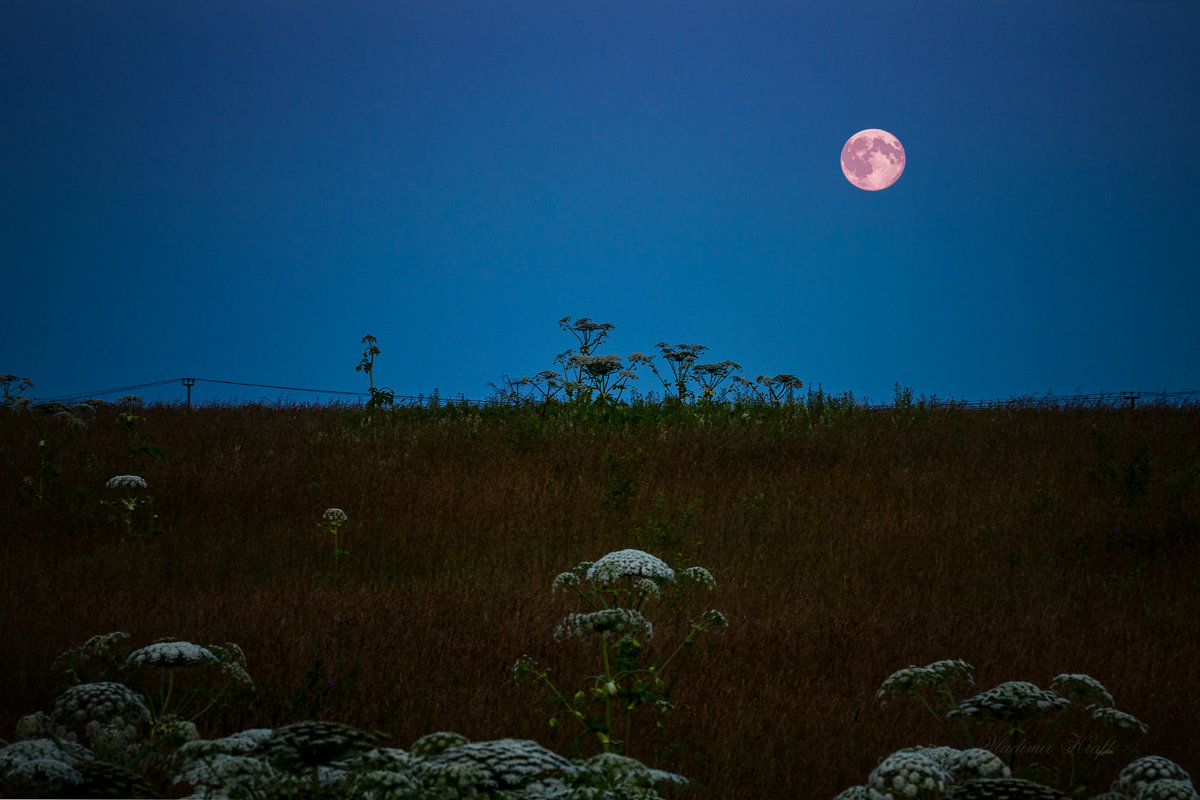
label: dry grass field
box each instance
[1,395,1197,798]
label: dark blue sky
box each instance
[4,1,1198,405]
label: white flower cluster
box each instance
[585,549,675,585]
[947,681,1070,721]
[127,640,218,667]
[409,731,471,759]
[51,682,149,733]
[699,609,729,629]
[417,738,577,791]
[634,578,662,598]
[88,722,139,761]
[106,474,147,490]
[1092,705,1149,734]
[1049,673,1115,707]
[175,753,278,798]
[260,721,385,771]
[3,718,685,800]
[680,566,716,591]
[1134,779,1200,800]
[832,787,870,800]
[866,750,949,799]
[581,751,688,791]
[3,756,84,794]
[903,745,1011,784]
[323,508,348,524]
[551,571,582,593]
[554,608,654,642]
[1114,757,1193,797]
[0,738,92,771]
[876,659,975,706]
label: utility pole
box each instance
[183,378,195,407]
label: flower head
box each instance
[51,682,149,733]
[410,731,470,759]
[323,508,348,524]
[833,788,870,800]
[1050,673,1115,707]
[945,747,1012,782]
[1092,706,1149,734]
[585,549,675,585]
[1133,779,1200,800]
[106,475,147,490]
[680,566,716,591]
[866,750,949,800]
[947,681,1069,722]
[127,640,218,667]
[418,738,577,791]
[554,608,653,642]
[1114,756,1193,797]
[876,659,974,707]
[260,721,385,770]
[551,571,582,593]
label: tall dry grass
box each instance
[1,398,1198,798]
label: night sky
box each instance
[3,1,1198,406]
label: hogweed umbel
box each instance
[515,547,726,762]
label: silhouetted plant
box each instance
[515,548,726,762]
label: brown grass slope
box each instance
[1,400,1197,798]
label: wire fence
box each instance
[21,376,1200,410]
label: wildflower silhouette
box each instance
[356,334,395,409]
[514,548,726,761]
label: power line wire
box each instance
[29,376,1200,409]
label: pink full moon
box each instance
[840,129,905,191]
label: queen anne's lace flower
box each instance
[260,721,385,770]
[586,549,675,585]
[0,738,93,770]
[946,747,1012,782]
[1114,757,1193,797]
[876,659,975,707]
[51,682,149,732]
[833,787,870,800]
[4,758,84,793]
[552,571,582,593]
[127,640,218,667]
[903,745,962,773]
[417,738,577,791]
[173,753,277,798]
[681,566,716,590]
[323,508,348,523]
[1050,673,1115,707]
[580,752,688,790]
[948,681,1070,721]
[867,750,949,799]
[15,711,50,740]
[107,475,147,490]
[634,578,662,599]
[554,608,653,642]
[409,731,470,759]
[1092,705,1149,734]
[177,728,275,764]
[89,723,138,762]
[1134,779,1200,800]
